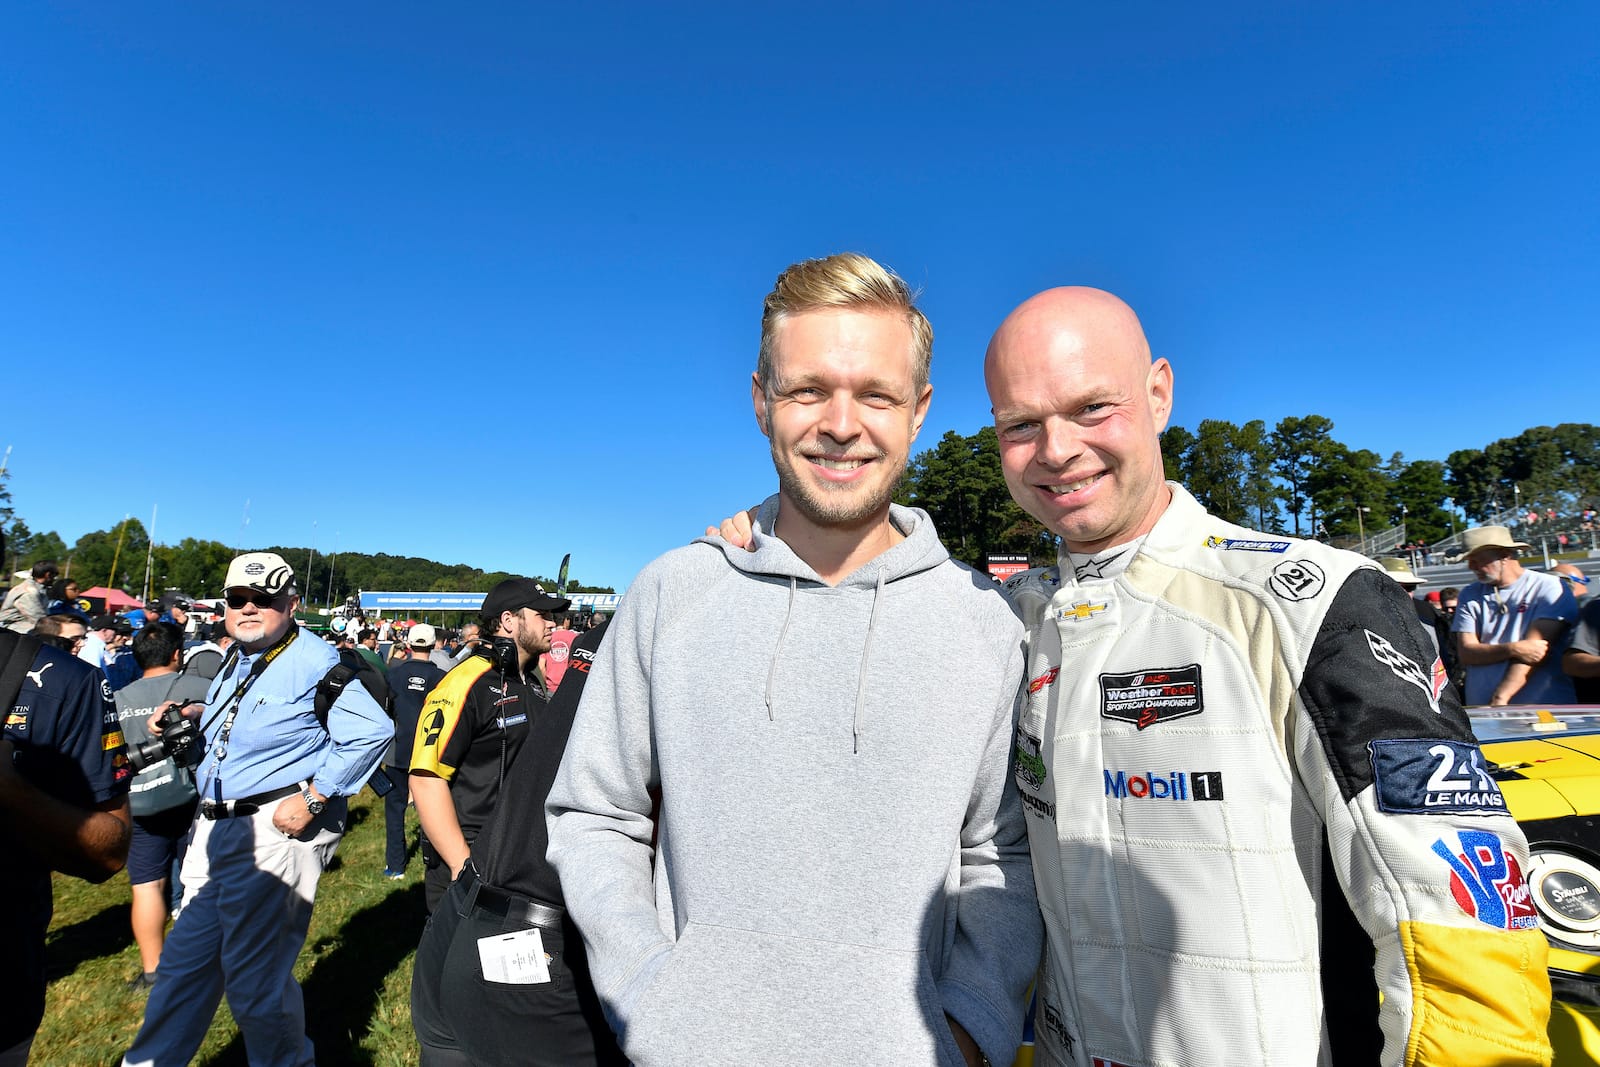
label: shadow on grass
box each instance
[206,882,426,1067]
[44,901,132,980]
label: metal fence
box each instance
[1326,522,1406,558]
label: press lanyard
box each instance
[203,625,299,800]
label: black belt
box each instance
[199,783,300,820]
[461,865,565,928]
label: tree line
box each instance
[1,482,610,607]
[6,419,1595,590]
[896,420,1600,570]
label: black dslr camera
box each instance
[125,701,204,773]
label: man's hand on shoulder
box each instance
[703,506,758,551]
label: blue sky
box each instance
[4,3,1596,591]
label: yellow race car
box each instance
[1472,705,1600,1064]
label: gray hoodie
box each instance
[547,497,1040,1066]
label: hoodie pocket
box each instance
[624,922,964,1067]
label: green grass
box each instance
[38,795,426,1066]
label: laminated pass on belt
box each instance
[477,927,552,985]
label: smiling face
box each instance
[754,307,931,534]
[985,287,1173,555]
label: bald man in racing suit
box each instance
[986,288,1551,1067]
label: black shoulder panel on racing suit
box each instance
[1296,566,1477,805]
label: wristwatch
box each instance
[301,784,326,816]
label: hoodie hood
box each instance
[694,494,951,750]
[694,494,951,586]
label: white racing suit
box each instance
[1006,485,1551,1067]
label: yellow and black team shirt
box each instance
[410,650,547,840]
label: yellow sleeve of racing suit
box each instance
[1291,566,1551,1066]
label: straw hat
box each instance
[1378,556,1423,586]
[1450,525,1531,563]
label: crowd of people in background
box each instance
[1376,527,1598,710]
[0,545,614,1064]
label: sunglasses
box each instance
[225,590,283,610]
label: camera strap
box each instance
[200,625,301,771]
[0,630,43,726]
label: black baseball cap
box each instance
[481,578,570,618]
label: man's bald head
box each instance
[985,287,1154,380]
[985,287,1173,554]
[1552,563,1591,597]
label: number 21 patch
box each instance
[1370,738,1506,815]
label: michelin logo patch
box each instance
[1205,535,1290,553]
[1099,664,1203,729]
[1371,739,1505,815]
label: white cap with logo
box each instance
[223,552,297,596]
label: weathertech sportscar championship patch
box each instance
[1370,739,1506,815]
[1099,665,1203,729]
[1433,829,1538,930]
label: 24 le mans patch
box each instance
[1370,739,1506,815]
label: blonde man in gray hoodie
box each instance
[548,253,1040,1067]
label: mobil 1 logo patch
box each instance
[1370,739,1506,816]
[1099,664,1203,730]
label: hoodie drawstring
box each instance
[762,570,885,754]
[852,569,887,754]
[764,576,796,721]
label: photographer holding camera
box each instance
[114,621,208,990]
[122,552,390,1067]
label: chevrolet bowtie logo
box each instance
[1061,601,1108,622]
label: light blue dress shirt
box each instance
[197,626,390,802]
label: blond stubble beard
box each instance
[770,440,903,531]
